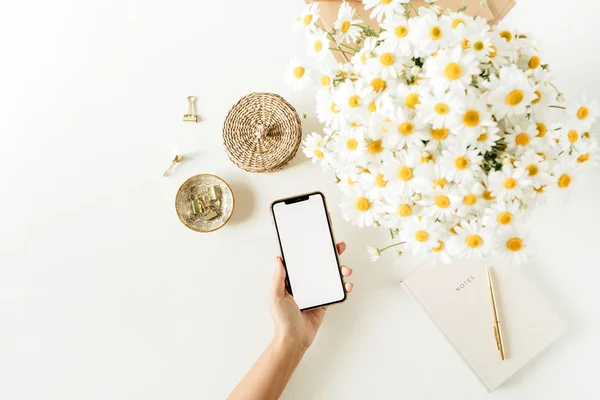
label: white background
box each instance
[1,0,599,399]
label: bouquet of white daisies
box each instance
[286,0,598,265]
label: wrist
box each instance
[272,332,308,356]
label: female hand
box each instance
[269,242,353,351]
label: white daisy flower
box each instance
[472,125,501,153]
[380,15,414,55]
[420,163,450,192]
[340,187,383,227]
[380,150,428,196]
[382,107,427,149]
[337,167,366,195]
[455,181,486,218]
[382,196,421,227]
[440,145,483,184]
[485,65,536,119]
[464,29,494,62]
[315,91,344,129]
[368,42,407,79]
[531,81,558,117]
[496,227,532,265]
[504,122,543,155]
[428,235,453,264]
[399,216,442,255]
[421,184,462,220]
[573,137,600,166]
[302,131,329,164]
[416,89,462,129]
[334,128,367,164]
[360,166,396,200]
[351,37,378,75]
[453,94,495,143]
[488,164,532,201]
[307,29,329,59]
[567,95,599,131]
[424,47,481,92]
[425,125,458,152]
[551,156,580,194]
[334,1,363,43]
[416,13,453,55]
[482,200,522,230]
[396,83,423,111]
[366,246,381,262]
[363,0,407,23]
[333,80,374,115]
[317,65,335,89]
[285,57,312,91]
[448,220,493,258]
[514,149,552,191]
[294,2,320,33]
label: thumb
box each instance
[271,256,287,300]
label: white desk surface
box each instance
[1,1,599,398]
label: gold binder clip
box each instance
[163,155,183,177]
[184,96,199,122]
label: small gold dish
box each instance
[175,174,234,232]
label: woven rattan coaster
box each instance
[223,93,302,173]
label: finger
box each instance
[341,266,352,277]
[270,257,286,300]
[344,282,354,293]
[336,242,346,255]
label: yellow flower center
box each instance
[503,177,517,189]
[415,230,429,242]
[314,149,324,159]
[347,177,356,186]
[497,211,512,225]
[395,25,408,38]
[558,173,571,188]
[433,178,448,188]
[500,30,512,42]
[430,26,442,40]
[370,77,386,92]
[536,123,546,137]
[568,130,579,143]
[488,45,497,57]
[293,66,305,79]
[368,101,377,113]
[348,95,361,108]
[405,93,420,109]
[398,166,414,181]
[466,234,483,248]
[435,195,450,208]
[434,102,449,115]
[462,38,470,49]
[515,133,529,146]
[303,14,313,26]
[462,110,480,127]
[380,52,394,67]
[341,21,350,33]
[452,18,465,29]
[505,89,524,106]
[346,138,358,150]
[483,190,495,201]
[398,122,414,135]
[455,156,469,170]
[314,40,323,52]
[534,184,546,193]
[473,41,484,51]
[528,56,540,69]
[430,127,448,141]
[421,153,434,163]
[506,237,523,252]
[398,204,412,217]
[380,0,392,4]
[355,196,371,211]
[444,62,462,80]
[432,240,445,252]
[368,140,382,154]
[526,164,538,176]
[578,153,590,163]
[330,103,340,114]
[375,173,388,187]
[532,90,541,104]
[477,133,488,142]
[463,194,477,205]
[320,75,331,87]
[577,106,589,120]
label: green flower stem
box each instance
[380,242,406,253]
[549,105,566,110]
[326,32,351,62]
[339,42,359,52]
[409,1,419,16]
[329,47,354,56]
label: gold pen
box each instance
[486,267,505,360]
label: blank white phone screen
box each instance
[272,194,345,310]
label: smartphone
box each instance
[270,192,346,311]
